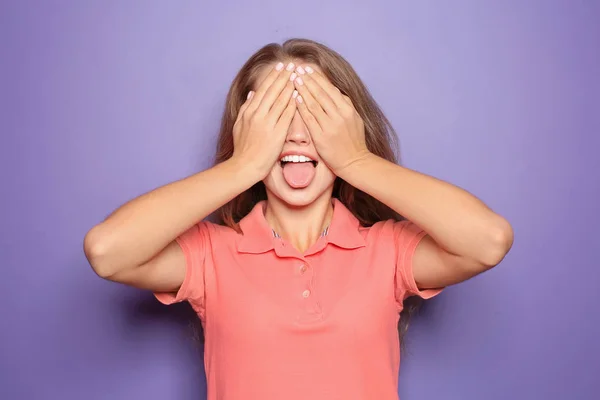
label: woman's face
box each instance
[253,62,337,207]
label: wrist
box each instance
[333,151,378,180]
[226,154,269,183]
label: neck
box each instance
[264,193,334,253]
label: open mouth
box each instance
[279,154,318,189]
[279,155,318,167]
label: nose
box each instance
[285,111,311,145]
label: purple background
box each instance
[2,1,599,399]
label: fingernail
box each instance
[296,66,305,75]
[286,62,295,71]
[292,90,298,99]
[296,95,303,103]
[289,73,297,82]
[295,77,304,85]
[275,62,284,71]
[305,66,314,74]
[247,91,254,99]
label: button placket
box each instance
[298,261,311,298]
[295,259,322,321]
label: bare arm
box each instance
[83,159,259,289]
[337,155,514,288]
[291,65,513,290]
[84,61,298,292]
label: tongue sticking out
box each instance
[282,162,316,189]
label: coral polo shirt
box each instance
[155,198,441,400]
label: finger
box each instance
[247,62,288,112]
[340,94,360,117]
[295,93,323,136]
[235,91,254,125]
[275,90,297,130]
[294,78,328,127]
[268,81,295,120]
[294,68,337,116]
[257,62,296,115]
[298,66,347,109]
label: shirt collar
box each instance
[325,198,366,249]
[236,198,366,254]
[272,226,328,238]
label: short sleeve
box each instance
[154,221,210,319]
[394,220,442,306]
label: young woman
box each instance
[84,39,513,400]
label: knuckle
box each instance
[340,106,354,118]
[276,101,289,114]
[273,95,287,109]
[266,70,280,83]
[255,106,268,117]
[248,104,260,115]
[304,112,317,123]
[306,101,319,113]
[286,101,297,114]
[279,71,291,82]
[270,102,282,113]
[244,113,256,124]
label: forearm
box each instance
[337,154,513,266]
[84,157,259,274]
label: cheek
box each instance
[318,166,337,185]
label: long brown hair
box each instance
[212,38,422,345]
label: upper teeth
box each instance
[280,155,313,163]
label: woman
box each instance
[84,39,513,399]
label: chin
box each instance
[263,163,335,208]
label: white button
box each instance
[299,264,307,273]
[302,289,311,298]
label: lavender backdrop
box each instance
[1,1,599,399]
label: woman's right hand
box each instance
[85,62,298,294]
[232,62,298,179]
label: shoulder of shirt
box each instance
[197,220,240,236]
[358,219,399,237]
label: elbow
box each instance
[479,217,514,268]
[83,225,116,279]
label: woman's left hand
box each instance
[292,66,371,174]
